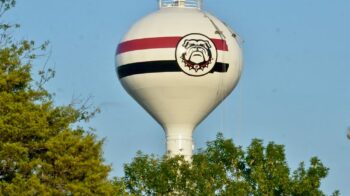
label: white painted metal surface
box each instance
[115,0,243,160]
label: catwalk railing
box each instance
[158,0,202,9]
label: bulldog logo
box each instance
[176,34,217,76]
[181,39,212,72]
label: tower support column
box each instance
[166,126,194,161]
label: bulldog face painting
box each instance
[176,33,217,76]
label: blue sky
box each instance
[6,0,350,194]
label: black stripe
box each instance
[117,61,229,78]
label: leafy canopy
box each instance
[0,0,119,195]
[120,133,339,196]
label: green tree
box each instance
[0,0,119,195]
[121,133,339,196]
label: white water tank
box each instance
[115,0,243,160]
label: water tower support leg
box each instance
[166,128,194,161]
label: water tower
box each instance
[115,0,243,160]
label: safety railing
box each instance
[158,0,203,9]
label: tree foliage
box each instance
[0,0,117,195]
[120,133,339,195]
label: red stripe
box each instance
[212,39,229,51]
[117,37,228,54]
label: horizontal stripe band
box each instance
[116,48,228,66]
[117,61,229,78]
[117,37,228,54]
